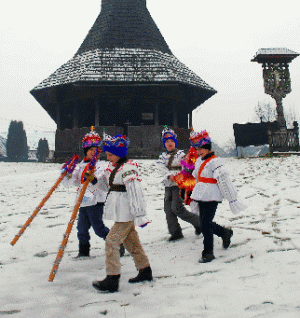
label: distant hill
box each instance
[237,145,270,157]
[212,142,231,157]
[213,143,270,158]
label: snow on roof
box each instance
[251,48,299,63]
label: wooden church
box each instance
[30,0,217,160]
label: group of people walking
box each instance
[62,126,246,293]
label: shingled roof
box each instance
[251,48,300,63]
[33,48,214,92]
[31,0,216,108]
[76,0,172,55]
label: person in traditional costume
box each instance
[92,134,152,293]
[190,129,247,263]
[61,127,111,258]
[156,127,201,241]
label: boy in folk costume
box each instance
[190,129,247,263]
[61,127,110,258]
[92,134,152,293]
[157,127,201,241]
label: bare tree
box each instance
[284,106,298,129]
[254,101,276,123]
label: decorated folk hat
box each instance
[102,134,129,158]
[82,126,101,149]
[161,126,177,148]
[189,129,211,148]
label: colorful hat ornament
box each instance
[102,134,129,158]
[161,126,177,148]
[189,129,211,148]
[82,126,101,149]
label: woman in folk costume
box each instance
[92,134,152,293]
[157,127,201,241]
[61,127,110,258]
[190,129,247,263]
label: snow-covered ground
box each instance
[1,157,300,318]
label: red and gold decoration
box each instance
[82,126,101,149]
[189,129,211,148]
[173,146,198,205]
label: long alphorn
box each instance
[48,149,100,282]
[48,178,90,282]
[10,155,79,246]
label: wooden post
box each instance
[173,103,178,127]
[95,98,100,127]
[73,103,78,128]
[267,130,273,153]
[55,103,61,130]
[274,95,287,129]
[294,121,299,152]
[155,101,159,125]
[188,112,192,129]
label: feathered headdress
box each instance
[189,129,211,148]
[102,134,129,158]
[161,126,177,148]
[82,126,101,149]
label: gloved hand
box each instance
[61,169,72,179]
[134,216,151,228]
[84,172,97,185]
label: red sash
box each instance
[197,155,217,184]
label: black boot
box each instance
[92,275,120,293]
[222,228,233,249]
[76,243,90,257]
[195,226,202,236]
[168,228,184,242]
[119,243,125,257]
[199,249,215,263]
[128,266,153,283]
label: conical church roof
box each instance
[75,0,172,55]
[31,0,216,111]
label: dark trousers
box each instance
[198,201,226,252]
[77,203,109,245]
[164,186,201,235]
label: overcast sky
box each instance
[1,0,299,146]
